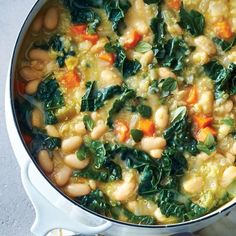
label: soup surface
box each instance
[14,0,236,225]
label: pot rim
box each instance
[9,0,236,229]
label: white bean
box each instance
[65,183,91,197]
[31,108,43,128]
[150,149,163,159]
[154,208,177,224]
[45,125,60,138]
[215,100,233,115]
[167,24,183,36]
[100,70,122,87]
[155,106,169,130]
[75,122,87,136]
[194,36,216,56]
[217,124,231,140]
[54,165,72,187]
[158,67,176,79]
[89,180,97,190]
[183,177,203,194]
[221,166,236,187]
[231,141,236,155]
[25,79,41,95]
[44,7,59,31]
[19,66,42,81]
[191,51,210,65]
[62,136,83,153]
[140,50,154,68]
[28,49,50,63]
[226,152,236,164]
[198,91,214,115]
[32,15,43,33]
[91,124,108,140]
[141,137,166,152]
[38,150,53,174]
[64,154,89,169]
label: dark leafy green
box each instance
[144,0,162,4]
[105,42,141,78]
[213,37,236,52]
[137,104,152,118]
[80,81,122,112]
[179,5,205,36]
[36,74,65,125]
[159,77,177,97]
[83,115,95,131]
[204,60,236,99]
[134,41,152,53]
[76,145,90,161]
[131,129,143,142]
[197,133,216,155]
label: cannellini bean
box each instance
[198,91,214,115]
[191,51,210,65]
[221,166,236,187]
[140,50,154,68]
[89,180,97,190]
[91,112,101,121]
[32,15,43,33]
[38,150,53,173]
[158,67,176,79]
[217,124,231,140]
[100,70,122,87]
[167,24,183,36]
[215,100,233,115]
[154,208,177,224]
[90,38,108,53]
[194,36,216,56]
[30,60,45,71]
[91,123,108,140]
[75,122,87,136]
[54,165,72,187]
[31,108,43,128]
[155,106,169,129]
[226,152,236,164]
[45,125,60,138]
[25,79,41,95]
[135,21,149,35]
[61,136,83,153]
[183,177,203,194]
[150,149,163,159]
[64,154,89,169]
[28,49,50,63]
[141,137,166,152]
[19,66,42,81]
[196,152,211,161]
[65,183,91,197]
[231,141,236,155]
[44,7,59,31]
[112,173,137,201]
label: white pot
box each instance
[5,1,236,235]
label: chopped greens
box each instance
[159,77,177,97]
[197,133,216,155]
[131,129,144,142]
[83,115,95,131]
[137,104,152,118]
[213,37,236,52]
[76,145,89,161]
[135,41,152,53]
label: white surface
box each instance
[1,1,236,236]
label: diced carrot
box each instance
[193,116,213,129]
[167,0,181,11]
[15,79,26,95]
[214,20,233,40]
[22,134,32,145]
[137,119,155,136]
[99,52,115,64]
[124,31,142,50]
[61,69,80,89]
[71,24,87,35]
[81,34,99,44]
[114,120,130,143]
[196,127,217,142]
[186,85,198,105]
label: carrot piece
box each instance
[81,34,99,44]
[22,134,32,145]
[71,24,87,35]
[124,31,142,50]
[15,79,26,95]
[61,69,80,89]
[214,20,233,40]
[167,0,181,11]
[114,120,130,143]
[193,116,213,129]
[196,127,217,142]
[137,119,155,136]
[99,52,115,64]
[186,85,198,105]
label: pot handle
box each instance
[21,160,112,236]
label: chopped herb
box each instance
[160,77,177,97]
[131,129,144,142]
[213,37,236,52]
[137,104,152,118]
[197,133,216,155]
[135,41,152,53]
[83,115,95,131]
[76,145,90,161]
[221,118,235,127]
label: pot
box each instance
[5,1,236,235]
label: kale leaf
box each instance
[144,0,162,4]
[80,81,122,112]
[104,0,131,35]
[203,60,236,99]
[36,74,65,125]
[179,5,205,36]
[83,114,95,131]
[213,37,236,52]
[105,42,141,78]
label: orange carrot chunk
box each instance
[71,24,87,35]
[186,85,198,105]
[167,0,181,11]
[81,34,99,44]
[214,20,233,40]
[114,120,130,143]
[196,127,217,142]
[137,119,155,136]
[193,116,214,129]
[99,52,115,64]
[61,70,80,89]
[124,31,142,50]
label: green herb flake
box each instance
[135,41,152,53]
[160,77,177,97]
[137,104,152,118]
[131,129,144,142]
[221,118,235,127]
[197,133,216,155]
[83,115,95,131]
[76,145,89,161]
